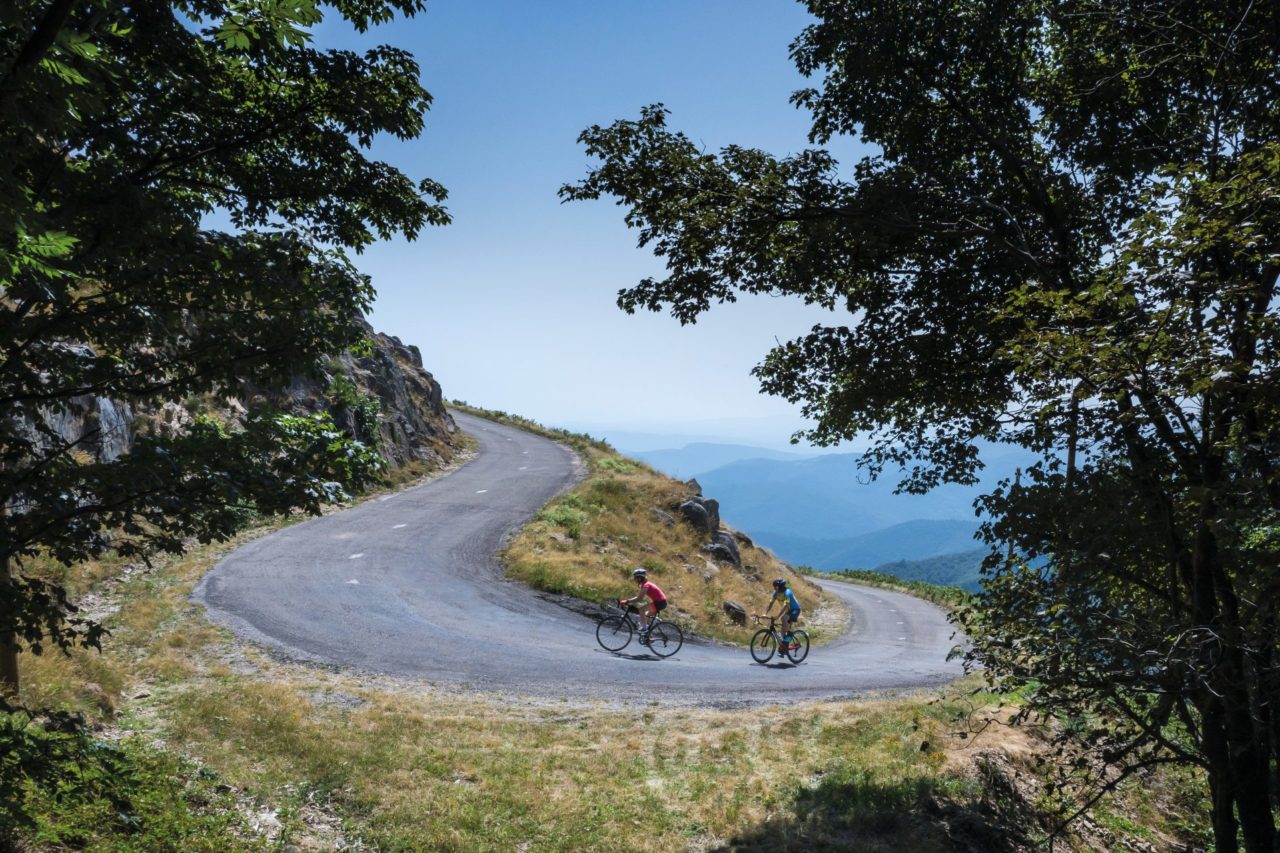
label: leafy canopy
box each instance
[565,1,1279,847]
[1,0,444,673]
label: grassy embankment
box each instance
[4,410,1211,850]
[452,402,845,646]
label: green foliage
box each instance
[567,1,1280,846]
[0,711,256,850]
[1,0,438,685]
[867,549,986,592]
[327,373,383,439]
[537,493,602,539]
[596,457,636,474]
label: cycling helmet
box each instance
[633,568,647,580]
[773,578,787,589]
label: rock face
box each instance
[19,316,457,471]
[255,318,457,469]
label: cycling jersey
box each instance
[772,587,801,615]
[640,580,667,604]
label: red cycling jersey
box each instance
[639,580,667,604]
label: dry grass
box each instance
[458,405,845,645]
[8,412,1208,851]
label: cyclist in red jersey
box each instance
[620,567,667,644]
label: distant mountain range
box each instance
[750,519,982,569]
[633,440,1025,588]
[868,549,988,591]
[633,443,805,480]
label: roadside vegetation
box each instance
[813,569,974,611]
[0,411,1208,850]
[6,526,1210,851]
[452,402,844,646]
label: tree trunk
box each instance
[1203,700,1241,852]
[0,558,17,698]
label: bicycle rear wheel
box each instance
[785,630,810,663]
[596,615,632,652]
[750,629,776,663]
[647,622,683,658]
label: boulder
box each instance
[722,600,747,625]
[677,496,720,535]
[702,530,741,566]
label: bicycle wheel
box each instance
[596,615,632,652]
[750,629,776,663]
[785,630,810,663]
[647,622,683,658]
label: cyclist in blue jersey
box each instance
[764,578,802,649]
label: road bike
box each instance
[596,601,683,658]
[750,614,809,664]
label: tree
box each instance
[1,0,446,696]
[563,1,1279,848]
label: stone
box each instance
[649,507,675,527]
[722,600,747,625]
[677,496,720,535]
[702,531,741,566]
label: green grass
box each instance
[0,712,259,851]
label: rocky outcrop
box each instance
[677,496,719,535]
[252,318,456,468]
[703,530,741,567]
[20,316,457,472]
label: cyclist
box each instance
[764,578,801,648]
[620,567,667,644]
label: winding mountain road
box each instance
[193,411,965,704]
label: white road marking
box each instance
[393,523,407,529]
[476,489,488,494]
[349,553,364,559]
[347,579,360,585]
[896,621,905,625]
[518,466,529,471]
[897,637,907,640]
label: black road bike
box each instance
[750,614,809,664]
[596,600,683,658]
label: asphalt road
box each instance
[193,410,966,704]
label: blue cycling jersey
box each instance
[772,587,800,612]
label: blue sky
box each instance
[315,1,869,450]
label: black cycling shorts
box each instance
[653,599,667,613]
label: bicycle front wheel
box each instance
[647,622,683,658]
[596,615,632,652]
[786,630,810,663]
[750,629,776,663]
